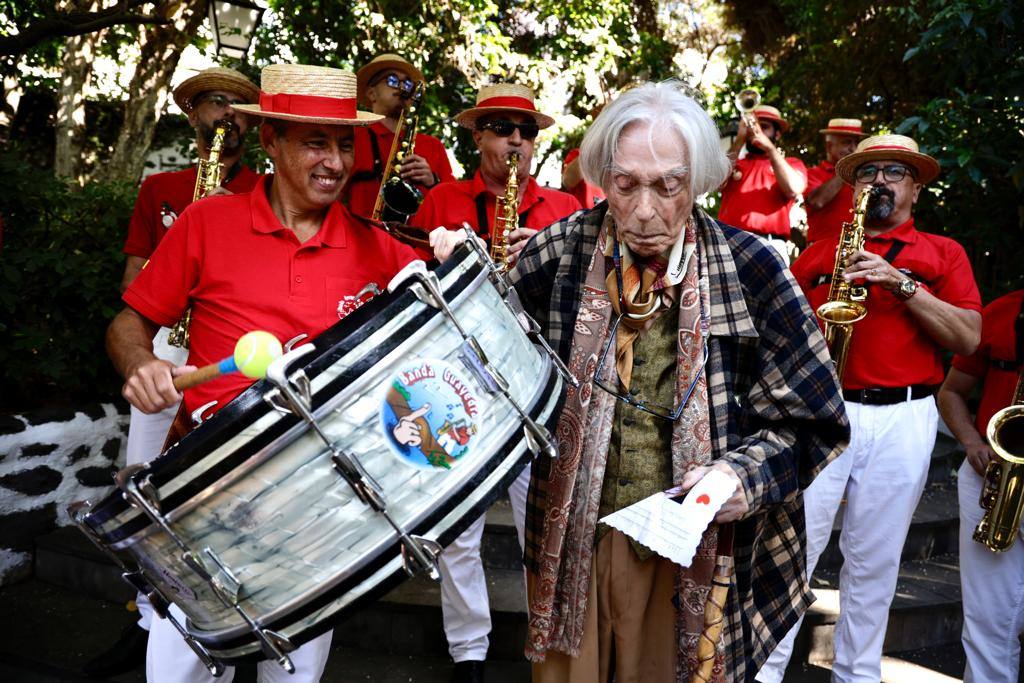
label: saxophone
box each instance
[372,81,426,223]
[974,371,1024,551]
[489,151,520,273]
[815,185,877,381]
[168,120,232,348]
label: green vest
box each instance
[596,304,678,561]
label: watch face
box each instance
[900,278,917,298]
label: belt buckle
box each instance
[862,387,886,405]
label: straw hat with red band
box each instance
[753,104,788,133]
[819,118,868,137]
[835,134,940,185]
[454,83,555,130]
[356,54,425,106]
[233,64,382,126]
[173,67,260,113]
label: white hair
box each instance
[579,81,730,197]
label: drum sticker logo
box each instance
[381,359,479,470]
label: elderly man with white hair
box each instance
[432,81,849,682]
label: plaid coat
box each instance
[508,202,850,680]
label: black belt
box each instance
[842,384,940,405]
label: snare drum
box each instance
[72,243,564,670]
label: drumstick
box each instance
[172,331,283,391]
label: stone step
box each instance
[815,482,960,572]
[791,554,963,666]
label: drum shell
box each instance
[81,246,562,661]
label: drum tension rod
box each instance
[68,498,226,677]
[264,343,444,581]
[115,469,298,674]
[397,260,559,462]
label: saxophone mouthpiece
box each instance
[213,118,238,135]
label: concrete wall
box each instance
[0,404,128,585]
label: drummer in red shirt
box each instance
[106,63,418,683]
[410,82,581,266]
[409,81,579,681]
[938,288,1024,683]
[343,54,455,219]
[758,134,981,683]
[718,104,806,263]
[804,118,869,245]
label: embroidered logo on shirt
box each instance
[337,282,380,319]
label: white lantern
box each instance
[208,0,267,60]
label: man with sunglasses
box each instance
[344,54,455,218]
[432,81,848,682]
[84,66,262,679]
[718,104,807,263]
[410,82,580,265]
[759,135,982,683]
[410,82,579,682]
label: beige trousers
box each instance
[532,530,678,683]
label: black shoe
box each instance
[81,622,149,678]
[451,659,485,683]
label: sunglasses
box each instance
[373,72,416,95]
[855,163,915,184]
[195,93,246,109]
[477,119,540,140]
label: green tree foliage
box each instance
[0,149,135,409]
[720,0,1023,298]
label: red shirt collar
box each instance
[369,120,395,139]
[819,160,835,172]
[249,175,349,248]
[866,216,917,244]
[469,169,542,209]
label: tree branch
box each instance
[0,2,171,56]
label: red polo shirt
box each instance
[951,290,1024,435]
[123,165,260,259]
[124,175,418,415]
[805,161,853,245]
[344,122,455,218]
[791,218,982,390]
[562,148,605,209]
[718,155,807,238]
[408,171,582,259]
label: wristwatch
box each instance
[894,277,918,301]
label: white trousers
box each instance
[127,326,186,631]
[755,395,937,683]
[146,604,332,683]
[438,464,530,662]
[958,459,1024,682]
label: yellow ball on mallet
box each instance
[172,330,284,391]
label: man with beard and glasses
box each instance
[759,134,982,683]
[804,118,869,245]
[430,81,849,683]
[410,81,579,682]
[718,104,806,263]
[106,63,419,683]
[343,54,455,219]
[83,66,262,679]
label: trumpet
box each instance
[974,371,1024,552]
[734,88,760,135]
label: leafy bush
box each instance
[0,151,135,411]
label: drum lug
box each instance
[259,629,297,673]
[117,464,162,513]
[523,422,557,460]
[160,607,225,677]
[458,338,504,395]
[401,535,443,580]
[460,221,510,297]
[191,400,218,427]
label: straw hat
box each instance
[233,64,382,126]
[752,104,788,133]
[835,134,940,185]
[819,118,868,137]
[454,83,555,130]
[173,67,260,112]
[356,54,426,106]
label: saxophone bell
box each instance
[974,375,1024,552]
